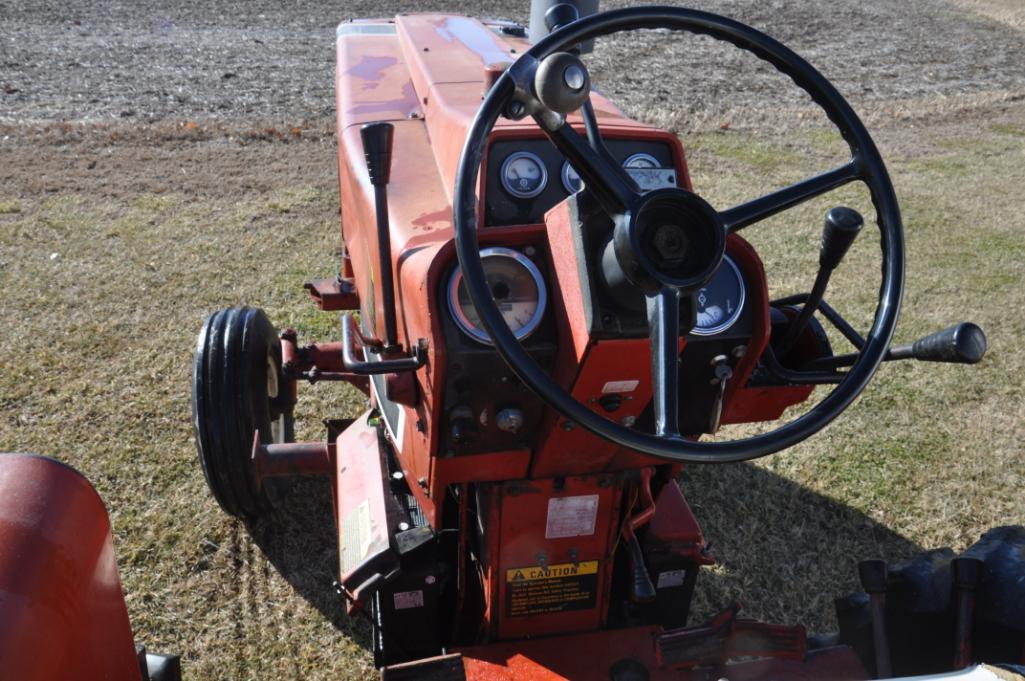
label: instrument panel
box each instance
[485,139,679,226]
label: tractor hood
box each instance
[335,14,647,204]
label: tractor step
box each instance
[435,624,866,680]
[304,276,359,311]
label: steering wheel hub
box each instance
[613,188,726,295]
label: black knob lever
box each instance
[360,121,399,350]
[889,322,987,364]
[783,207,864,352]
[360,121,394,187]
[820,206,864,271]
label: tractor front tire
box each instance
[192,306,294,519]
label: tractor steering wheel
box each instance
[452,6,904,464]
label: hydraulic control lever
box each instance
[782,207,863,353]
[360,121,400,353]
[888,322,987,364]
[804,321,988,372]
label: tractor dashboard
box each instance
[484,138,678,227]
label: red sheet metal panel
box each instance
[0,454,140,681]
[720,235,815,424]
[482,474,623,641]
[336,27,421,131]
[335,412,397,608]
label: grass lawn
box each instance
[1,97,1023,678]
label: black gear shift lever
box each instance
[782,207,864,352]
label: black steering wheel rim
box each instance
[452,5,904,464]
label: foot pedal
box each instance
[380,653,465,681]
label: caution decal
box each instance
[505,561,599,617]
[505,560,598,582]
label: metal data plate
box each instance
[628,168,678,191]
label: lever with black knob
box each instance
[805,321,988,371]
[888,322,987,364]
[781,207,864,353]
[360,121,399,352]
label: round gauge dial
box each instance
[448,247,547,344]
[691,255,746,336]
[562,161,583,194]
[500,151,548,198]
[623,153,661,169]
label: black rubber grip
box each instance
[820,206,864,271]
[360,122,394,186]
[911,322,987,364]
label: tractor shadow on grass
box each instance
[246,462,926,642]
[678,462,924,631]
[245,477,374,650]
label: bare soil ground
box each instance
[1,1,1024,679]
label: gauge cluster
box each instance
[485,139,679,227]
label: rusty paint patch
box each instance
[411,207,451,232]
[346,81,419,117]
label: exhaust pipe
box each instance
[529,0,599,52]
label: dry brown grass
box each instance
[1,52,1024,681]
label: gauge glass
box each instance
[691,255,746,336]
[561,161,583,194]
[623,153,661,169]
[448,247,547,344]
[500,152,547,198]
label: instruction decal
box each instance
[504,561,599,617]
[545,494,599,539]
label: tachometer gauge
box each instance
[561,161,583,194]
[623,153,660,169]
[691,255,746,336]
[500,151,547,198]
[448,247,547,344]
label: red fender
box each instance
[0,453,141,680]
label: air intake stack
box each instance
[529,0,599,52]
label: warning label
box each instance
[505,561,599,617]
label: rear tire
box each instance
[192,306,294,518]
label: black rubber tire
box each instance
[192,306,294,518]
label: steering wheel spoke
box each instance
[722,161,862,233]
[536,117,640,215]
[647,287,682,438]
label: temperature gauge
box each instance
[691,255,746,336]
[500,151,548,198]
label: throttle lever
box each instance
[889,322,987,364]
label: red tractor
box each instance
[189,3,1023,679]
